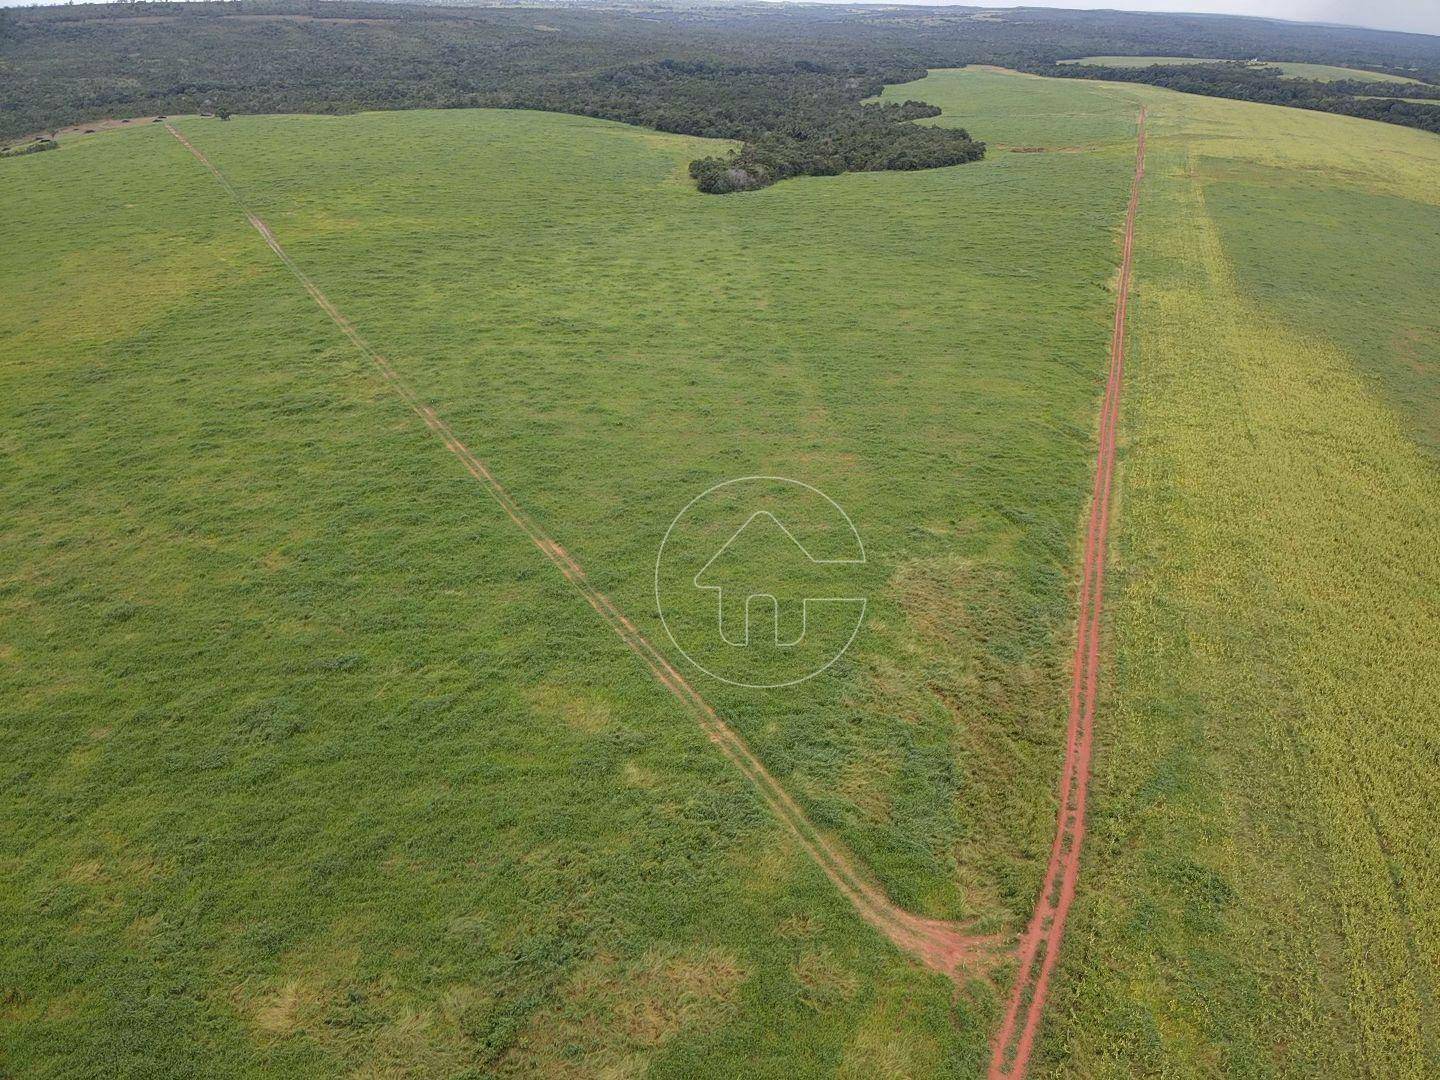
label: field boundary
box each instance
[988,106,1147,1079]
[162,121,992,982]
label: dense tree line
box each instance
[3,1,1437,191]
[1,3,997,190]
[504,61,983,191]
[1039,61,1440,136]
[688,102,982,193]
[1329,97,1440,134]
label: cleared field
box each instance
[0,78,1143,1074]
[897,64,1440,1077]
[170,104,1145,929]
[932,72,1438,1076]
[1075,87,1440,1076]
[889,66,1139,148]
[4,63,1437,1078]
[6,119,970,1077]
[1269,60,1426,83]
[1062,55,1426,83]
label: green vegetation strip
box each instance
[1061,56,1424,84]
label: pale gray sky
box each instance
[820,1,1440,37]
[970,1,1438,37]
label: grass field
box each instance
[1268,60,1427,83]
[1061,55,1426,83]
[894,69,1439,1075]
[932,73,1438,1076]
[0,75,1142,1075]
[3,64,1438,1077]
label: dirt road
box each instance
[988,106,1148,1080]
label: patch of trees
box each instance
[1040,62,1440,136]
[688,104,982,194]
[507,62,982,192]
[0,137,58,158]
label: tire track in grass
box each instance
[163,122,994,982]
[988,106,1147,1080]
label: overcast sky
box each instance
[816,1,1440,37]
[988,1,1439,36]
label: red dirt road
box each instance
[988,107,1148,1079]
[164,122,992,982]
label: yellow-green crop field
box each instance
[961,72,1439,1076]
[2,63,1437,1077]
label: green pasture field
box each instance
[1268,59,1426,83]
[3,62,1437,1077]
[0,75,1138,1075]
[1082,85,1440,1077]
[1061,55,1426,83]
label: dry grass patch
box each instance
[792,949,861,1012]
[253,980,315,1037]
[503,946,747,1076]
[525,683,613,735]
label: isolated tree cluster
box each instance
[686,101,982,194]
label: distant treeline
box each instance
[3,0,1438,191]
[1041,61,1440,136]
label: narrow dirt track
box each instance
[988,107,1148,1080]
[163,122,992,982]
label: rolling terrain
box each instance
[885,66,1440,1076]
[1,73,1134,1076]
[3,62,1438,1077]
